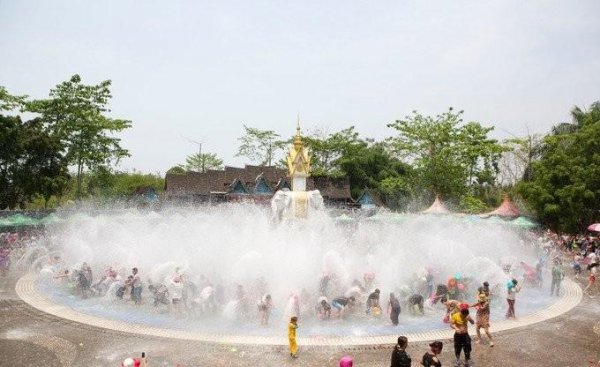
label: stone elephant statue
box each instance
[271,189,324,221]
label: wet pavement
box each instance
[34,273,561,339]
[1,272,599,367]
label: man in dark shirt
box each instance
[366,288,381,314]
[391,336,411,367]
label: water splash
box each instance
[35,205,551,336]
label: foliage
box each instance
[27,75,132,199]
[0,115,69,209]
[387,108,506,201]
[458,195,489,214]
[378,175,413,209]
[87,169,164,198]
[236,125,286,166]
[0,86,27,112]
[32,168,165,206]
[338,142,412,205]
[181,152,223,172]
[303,127,363,177]
[551,102,600,135]
[166,166,187,175]
[497,134,544,186]
[4,77,599,232]
[518,102,600,232]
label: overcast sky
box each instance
[1,0,599,173]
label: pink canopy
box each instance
[588,223,600,232]
[422,196,450,214]
[484,197,521,217]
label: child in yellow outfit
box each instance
[288,316,299,358]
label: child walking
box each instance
[288,316,299,358]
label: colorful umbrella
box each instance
[587,223,600,232]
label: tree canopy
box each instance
[387,108,506,202]
[519,102,600,232]
[3,76,599,233]
[236,125,286,166]
[27,75,132,199]
[0,87,70,209]
[181,152,223,172]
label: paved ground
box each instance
[1,272,599,367]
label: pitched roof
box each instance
[253,173,273,195]
[357,188,384,207]
[421,196,451,214]
[229,178,250,194]
[165,165,353,199]
[484,197,521,217]
[309,176,352,199]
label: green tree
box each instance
[338,142,412,205]
[304,126,363,176]
[181,152,223,172]
[166,166,187,175]
[498,134,544,186]
[109,171,164,197]
[21,118,70,207]
[303,126,412,208]
[0,86,27,112]
[236,125,286,166]
[0,115,68,209]
[388,108,504,201]
[458,195,489,214]
[0,114,25,208]
[85,168,164,199]
[551,102,600,135]
[379,175,413,209]
[459,122,506,187]
[27,75,132,200]
[518,102,600,232]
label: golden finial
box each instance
[293,114,303,151]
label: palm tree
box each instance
[551,101,600,135]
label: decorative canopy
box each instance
[484,197,521,217]
[357,188,383,208]
[421,196,450,214]
[511,216,538,229]
[229,178,249,195]
[253,173,273,195]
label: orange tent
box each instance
[422,196,451,214]
[484,197,520,217]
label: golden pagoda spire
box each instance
[287,116,311,177]
[293,114,303,152]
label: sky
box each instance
[1,0,599,173]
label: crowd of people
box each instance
[2,226,599,367]
[38,231,599,367]
[539,231,599,297]
[0,230,44,276]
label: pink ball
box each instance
[339,356,353,367]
